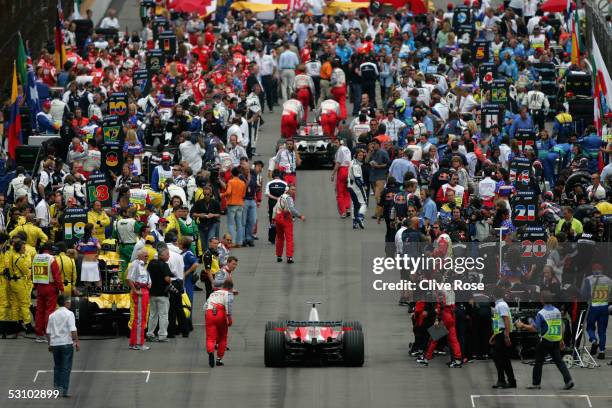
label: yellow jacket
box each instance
[88,210,111,242]
[164,213,182,240]
[25,244,36,261]
[8,250,32,279]
[9,224,48,248]
[56,252,77,288]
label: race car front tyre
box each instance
[343,330,364,367]
[264,330,286,367]
[265,320,287,331]
[343,320,363,331]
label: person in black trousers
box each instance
[491,286,516,388]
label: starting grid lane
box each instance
[32,370,209,383]
[470,395,593,408]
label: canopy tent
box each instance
[323,1,370,14]
[230,0,289,12]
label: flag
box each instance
[55,0,67,70]
[6,62,22,159]
[169,0,217,15]
[16,33,28,88]
[73,0,82,19]
[230,0,290,12]
[26,65,41,129]
[570,10,580,65]
[592,35,612,137]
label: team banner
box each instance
[480,103,501,135]
[490,79,509,107]
[511,190,538,227]
[473,38,489,65]
[87,171,112,208]
[146,49,165,74]
[102,115,123,143]
[158,30,177,57]
[152,16,169,42]
[478,62,496,86]
[133,68,150,95]
[517,226,548,258]
[452,6,471,31]
[515,128,536,152]
[108,92,129,122]
[64,207,88,246]
[101,141,123,179]
[509,156,533,191]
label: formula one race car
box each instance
[293,123,335,167]
[264,302,364,367]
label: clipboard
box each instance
[427,325,449,341]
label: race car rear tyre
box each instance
[265,320,287,331]
[71,296,91,330]
[343,330,364,367]
[343,320,363,331]
[264,330,286,367]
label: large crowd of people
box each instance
[0,0,611,396]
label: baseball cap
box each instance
[158,218,168,224]
[162,152,171,160]
[42,100,51,110]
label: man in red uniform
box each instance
[127,249,151,350]
[330,139,352,218]
[318,99,341,139]
[274,185,305,264]
[205,279,235,367]
[33,243,64,343]
[416,284,463,367]
[281,97,303,138]
[293,65,315,121]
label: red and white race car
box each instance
[264,302,364,367]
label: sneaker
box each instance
[352,222,359,229]
[340,213,347,218]
[563,381,575,390]
[216,359,224,366]
[526,385,541,390]
[433,350,447,356]
[357,219,365,229]
[208,352,215,368]
[492,382,508,389]
[277,257,283,262]
[35,336,47,343]
[129,345,138,350]
[597,352,605,360]
[287,257,294,264]
[157,338,169,343]
[146,335,158,342]
[590,342,599,356]
[501,381,517,389]
[138,345,151,351]
[415,357,429,366]
[409,350,423,357]
[447,360,462,368]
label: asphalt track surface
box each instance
[1,107,611,408]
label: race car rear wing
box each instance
[286,320,343,326]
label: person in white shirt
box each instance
[127,249,152,350]
[99,9,120,30]
[46,296,79,397]
[478,170,497,208]
[381,109,406,145]
[227,134,248,168]
[178,131,205,173]
[259,50,277,113]
[226,117,247,148]
[164,232,189,337]
[35,194,52,231]
[330,140,352,218]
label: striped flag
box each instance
[6,62,22,159]
[55,0,67,70]
[591,35,612,137]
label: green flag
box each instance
[16,33,28,88]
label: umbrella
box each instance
[540,0,571,13]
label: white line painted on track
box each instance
[471,395,592,408]
[33,370,209,383]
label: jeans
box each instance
[52,345,74,396]
[242,199,257,243]
[147,296,169,339]
[199,223,220,252]
[586,305,609,351]
[227,205,245,245]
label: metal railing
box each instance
[584,0,612,73]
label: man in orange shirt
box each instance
[319,56,332,104]
[222,167,247,247]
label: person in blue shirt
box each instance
[580,126,604,173]
[508,107,535,138]
[335,38,353,65]
[536,129,558,185]
[420,188,438,228]
[497,52,518,81]
[179,236,200,317]
[516,291,574,390]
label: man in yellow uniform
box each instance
[114,208,143,280]
[0,236,10,328]
[88,201,111,242]
[7,240,33,332]
[55,243,78,297]
[9,214,48,248]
